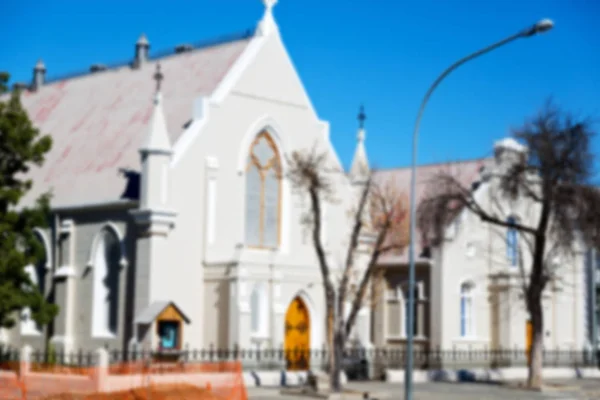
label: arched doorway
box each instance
[284,296,311,370]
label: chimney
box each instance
[90,64,108,73]
[134,34,150,68]
[174,44,193,54]
[32,59,46,91]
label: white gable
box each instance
[231,32,318,120]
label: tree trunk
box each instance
[330,329,344,393]
[527,291,544,389]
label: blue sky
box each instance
[2,0,599,171]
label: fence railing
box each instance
[1,345,598,374]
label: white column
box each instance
[229,277,241,349]
[94,347,109,392]
[20,345,32,377]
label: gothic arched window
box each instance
[245,132,282,248]
[21,233,48,335]
[91,229,122,337]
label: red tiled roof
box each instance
[374,158,493,265]
[12,37,251,208]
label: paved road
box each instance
[248,380,600,400]
[3,377,599,399]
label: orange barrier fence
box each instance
[0,359,247,400]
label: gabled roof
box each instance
[12,33,253,208]
[135,301,191,325]
[374,157,493,265]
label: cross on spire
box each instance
[263,0,278,13]
[358,104,366,130]
[153,63,164,93]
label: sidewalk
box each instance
[247,380,600,399]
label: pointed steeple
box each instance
[258,0,279,36]
[140,63,172,155]
[350,105,370,181]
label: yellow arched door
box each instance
[284,296,311,370]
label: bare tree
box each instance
[417,102,600,389]
[287,149,409,392]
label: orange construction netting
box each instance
[0,359,248,400]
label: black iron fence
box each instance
[1,345,598,379]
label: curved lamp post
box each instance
[404,18,554,400]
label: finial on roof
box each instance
[153,63,164,94]
[263,0,278,12]
[140,63,171,156]
[258,0,279,35]
[32,59,46,91]
[134,34,150,68]
[35,59,46,71]
[358,104,366,130]
[137,33,150,47]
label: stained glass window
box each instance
[245,132,281,248]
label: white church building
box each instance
[1,0,594,373]
[1,0,373,367]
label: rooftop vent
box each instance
[32,59,46,91]
[90,64,108,73]
[12,82,29,92]
[134,34,150,69]
[175,44,193,54]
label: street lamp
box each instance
[403,19,554,400]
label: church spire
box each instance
[350,104,370,182]
[258,0,279,36]
[140,63,172,155]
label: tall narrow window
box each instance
[21,235,48,335]
[460,282,474,337]
[250,287,261,334]
[245,132,281,248]
[92,229,122,337]
[404,286,419,337]
[250,283,268,337]
[21,264,46,334]
[385,286,402,338]
[506,216,518,266]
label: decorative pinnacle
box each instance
[358,104,366,130]
[137,33,149,47]
[35,59,46,71]
[153,63,163,93]
[263,0,278,13]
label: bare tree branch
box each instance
[339,177,372,323]
[417,101,600,389]
[286,146,409,391]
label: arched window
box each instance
[245,132,282,249]
[250,283,269,337]
[460,282,474,337]
[506,216,518,267]
[91,229,122,337]
[21,234,48,335]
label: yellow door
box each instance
[284,296,311,370]
[526,320,533,364]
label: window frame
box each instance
[245,131,283,249]
[506,216,518,267]
[460,282,474,337]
